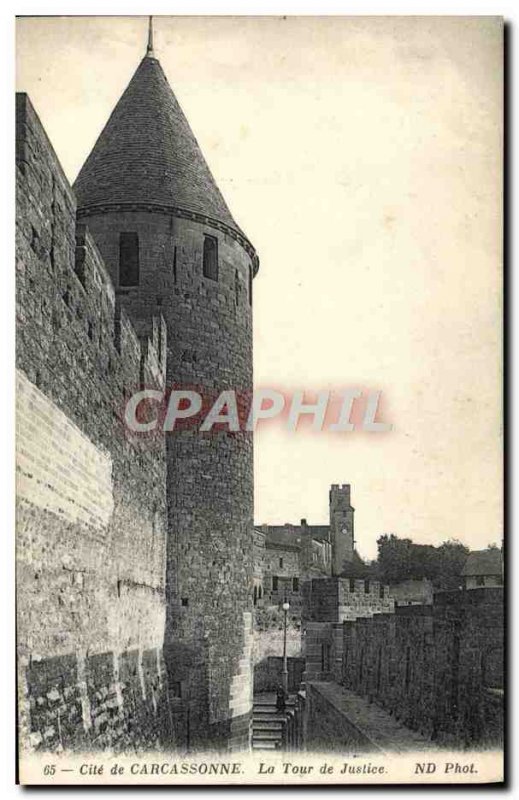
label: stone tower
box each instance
[329,484,355,576]
[73,22,258,749]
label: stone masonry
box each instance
[302,573,504,748]
[16,92,173,753]
[16,36,259,754]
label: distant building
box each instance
[462,549,503,589]
[253,524,329,610]
[255,484,362,610]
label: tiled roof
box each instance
[303,525,330,542]
[461,549,502,577]
[74,54,244,237]
[261,524,330,545]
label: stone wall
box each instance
[304,622,344,683]
[341,590,503,747]
[302,577,394,625]
[258,522,332,576]
[262,546,302,609]
[304,682,434,754]
[16,93,175,753]
[302,569,503,748]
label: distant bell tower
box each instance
[330,484,355,576]
[73,18,258,750]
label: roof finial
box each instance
[146,16,154,57]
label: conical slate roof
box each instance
[74,54,244,237]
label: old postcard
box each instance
[15,15,504,785]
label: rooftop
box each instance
[461,548,503,577]
[74,48,250,248]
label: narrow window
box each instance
[248,264,253,306]
[293,577,299,592]
[279,558,284,568]
[272,576,278,592]
[181,597,189,608]
[203,234,218,280]
[321,643,331,672]
[119,232,139,287]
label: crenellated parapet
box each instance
[304,586,504,748]
[302,576,394,626]
[16,93,166,416]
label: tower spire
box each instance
[146,16,154,57]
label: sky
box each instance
[16,16,503,559]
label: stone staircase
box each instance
[252,695,297,751]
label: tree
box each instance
[338,551,374,579]
[374,534,469,587]
[434,539,470,589]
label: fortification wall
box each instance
[303,577,394,624]
[16,93,174,753]
[341,589,503,747]
[304,682,434,754]
[302,572,503,747]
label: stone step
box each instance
[253,730,283,741]
[253,716,287,726]
[253,719,285,729]
[253,708,287,716]
[252,695,296,752]
[254,699,296,707]
[252,741,279,750]
[253,708,295,716]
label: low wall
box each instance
[304,682,433,754]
